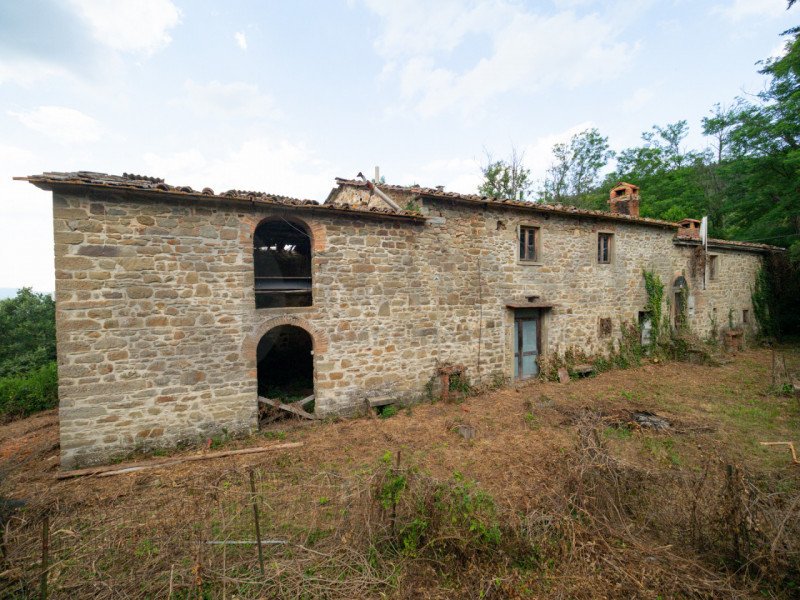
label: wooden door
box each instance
[514,312,540,379]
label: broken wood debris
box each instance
[55,442,304,480]
[630,411,671,431]
[759,441,799,465]
[258,396,317,420]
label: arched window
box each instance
[253,219,312,309]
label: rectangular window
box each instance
[743,309,749,324]
[597,232,613,264]
[519,226,539,262]
[708,255,718,280]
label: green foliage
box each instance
[403,199,421,213]
[478,147,532,200]
[603,426,632,441]
[538,346,591,381]
[751,253,800,340]
[0,288,56,377]
[593,322,645,372]
[448,372,471,397]
[642,270,664,349]
[643,437,682,466]
[540,128,615,207]
[378,405,399,419]
[0,361,58,420]
[378,452,407,511]
[396,472,502,558]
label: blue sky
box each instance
[0,0,796,292]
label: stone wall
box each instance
[51,185,764,467]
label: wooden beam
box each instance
[287,394,315,407]
[55,442,304,480]
[258,396,317,420]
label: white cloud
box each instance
[234,31,248,50]
[143,138,336,201]
[712,0,787,21]
[623,86,656,112]
[7,106,103,144]
[176,80,280,120]
[400,157,483,194]
[0,60,71,87]
[69,0,181,55]
[523,121,594,180]
[363,0,637,116]
[768,39,789,59]
[0,144,56,291]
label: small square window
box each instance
[743,309,749,324]
[519,226,539,261]
[597,233,613,264]
[708,255,718,280]
[599,317,613,337]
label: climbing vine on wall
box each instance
[642,269,664,349]
[751,266,773,338]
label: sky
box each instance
[0,0,797,293]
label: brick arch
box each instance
[248,214,326,253]
[242,316,329,368]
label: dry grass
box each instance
[0,346,798,598]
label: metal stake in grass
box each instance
[39,512,49,600]
[249,469,266,577]
[390,450,401,540]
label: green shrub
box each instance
[0,361,58,420]
[0,288,56,377]
[378,405,399,419]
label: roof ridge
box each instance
[16,171,425,221]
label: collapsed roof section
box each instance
[15,171,426,223]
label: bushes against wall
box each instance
[0,289,58,420]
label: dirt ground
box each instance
[1,346,798,599]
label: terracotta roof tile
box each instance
[333,177,677,228]
[333,178,784,252]
[15,171,425,221]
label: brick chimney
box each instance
[676,218,701,240]
[609,182,640,217]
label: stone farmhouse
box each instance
[18,171,777,468]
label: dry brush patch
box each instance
[0,347,799,598]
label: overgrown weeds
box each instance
[4,417,799,599]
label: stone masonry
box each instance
[21,172,776,467]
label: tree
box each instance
[540,128,614,207]
[0,288,56,377]
[702,104,738,164]
[478,147,532,201]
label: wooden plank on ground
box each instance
[55,442,304,480]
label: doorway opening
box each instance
[672,276,688,329]
[514,309,541,380]
[257,325,314,423]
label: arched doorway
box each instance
[253,219,312,309]
[257,325,314,409]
